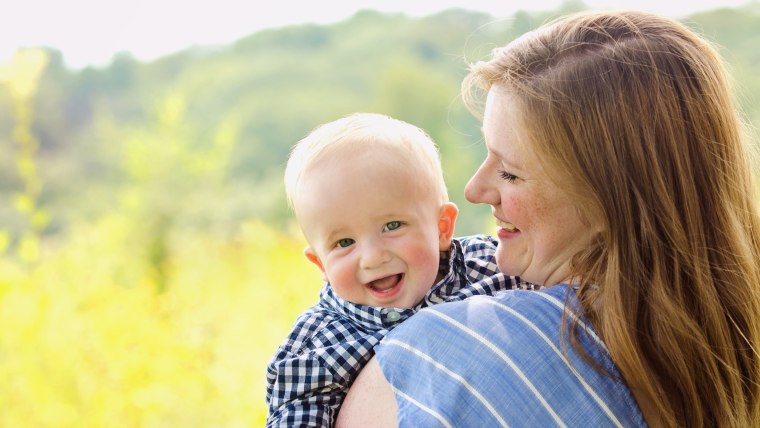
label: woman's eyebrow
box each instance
[494,146,529,175]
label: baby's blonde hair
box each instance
[284,113,449,214]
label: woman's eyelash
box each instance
[498,169,518,182]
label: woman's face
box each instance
[464,87,595,286]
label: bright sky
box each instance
[1,0,754,69]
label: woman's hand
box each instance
[335,358,398,427]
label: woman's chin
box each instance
[495,249,519,276]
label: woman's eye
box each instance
[336,238,355,248]
[498,169,519,183]
[383,221,402,232]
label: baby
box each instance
[265,113,527,427]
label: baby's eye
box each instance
[336,238,355,248]
[383,221,402,232]
[498,169,519,183]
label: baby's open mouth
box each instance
[368,274,403,293]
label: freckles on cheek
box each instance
[502,195,520,215]
[504,195,531,223]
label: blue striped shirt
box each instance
[376,284,648,427]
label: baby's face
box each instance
[296,150,450,308]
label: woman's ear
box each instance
[304,247,328,282]
[437,202,459,251]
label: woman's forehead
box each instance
[484,90,529,159]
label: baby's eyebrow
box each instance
[324,228,349,245]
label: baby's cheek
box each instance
[325,259,357,290]
[407,242,442,279]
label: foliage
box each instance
[0,219,320,426]
[0,49,51,262]
[0,4,758,425]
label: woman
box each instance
[337,10,760,427]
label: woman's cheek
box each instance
[503,194,527,224]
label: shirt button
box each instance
[386,310,401,322]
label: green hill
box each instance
[2,5,759,244]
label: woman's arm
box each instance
[335,358,398,428]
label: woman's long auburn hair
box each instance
[464,11,760,427]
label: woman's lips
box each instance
[496,219,519,239]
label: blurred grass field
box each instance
[1,50,326,427]
[0,219,321,427]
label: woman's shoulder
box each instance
[442,282,569,308]
[378,285,583,392]
[377,284,648,427]
[384,284,606,375]
[408,284,573,334]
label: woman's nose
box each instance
[465,162,495,205]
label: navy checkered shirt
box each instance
[265,235,530,427]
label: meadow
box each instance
[0,218,320,426]
[1,49,322,427]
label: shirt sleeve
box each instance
[265,348,341,427]
[265,308,384,427]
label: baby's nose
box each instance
[359,243,391,270]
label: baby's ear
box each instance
[304,247,328,282]
[437,202,458,251]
